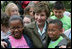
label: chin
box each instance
[38,23,42,26]
[15,36,21,39]
[14,35,22,39]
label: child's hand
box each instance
[59,45,66,48]
[1,41,7,48]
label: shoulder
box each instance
[24,21,36,28]
[64,28,71,37]
[57,38,69,47]
[23,34,34,48]
[64,15,71,19]
[50,16,56,19]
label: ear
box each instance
[61,28,65,33]
[59,28,65,34]
[52,9,54,12]
[64,8,66,11]
[63,8,65,12]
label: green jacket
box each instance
[24,21,51,48]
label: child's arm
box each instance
[1,38,12,48]
[1,41,7,48]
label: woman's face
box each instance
[10,6,19,16]
[10,20,24,39]
[29,7,34,17]
[35,11,46,26]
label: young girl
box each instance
[2,15,33,48]
[5,3,20,16]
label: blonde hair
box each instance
[5,3,19,16]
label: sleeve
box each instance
[23,34,34,48]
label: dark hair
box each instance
[49,19,63,29]
[24,6,35,16]
[23,15,32,21]
[24,15,32,19]
[9,15,23,26]
[53,1,64,10]
[1,11,10,27]
[33,2,50,19]
[24,6,30,15]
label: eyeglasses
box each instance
[10,26,23,30]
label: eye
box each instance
[10,27,15,30]
[55,11,57,13]
[59,11,62,13]
[48,29,50,31]
[29,11,32,12]
[41,14,45,16]
[36,13,39,16]
[16,10,17,12]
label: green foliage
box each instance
[49,1,71,16]
[49,1,71,12]
[1,1,13,12]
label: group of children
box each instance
[1,1,71,48]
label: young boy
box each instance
[50,1,71,31]
[47,19,69,48]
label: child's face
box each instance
[48,23,62,41]
[35,11,46,26]
[23,17,31,26]
[53,9,64,19]
[29,7,34,17]
[10,6,19,16]
[1,24,9,33]
[10,20,24,39]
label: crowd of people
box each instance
[1,1,71,48]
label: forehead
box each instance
[36,11,46,14]
[10,20,22,25]
[48,23,59,29]
[23,17,31,21]
[53,9,64,12]
[10,6,18,11]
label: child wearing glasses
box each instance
[2,15,33,48]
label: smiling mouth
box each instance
[14,32,20,36]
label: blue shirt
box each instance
[68,31,71,40]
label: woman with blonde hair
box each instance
[5,3,20,16]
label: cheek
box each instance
[19,28,23,33]
[10,30,14,35]
[60,13,63,15]
[10,12,14,16]
[35,16,38,20]
[41,17,46,22]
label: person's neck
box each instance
[38,23,45,32]
[58,15,64,19]
[51,36,60,41]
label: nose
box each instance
[14,11,17,15]
[56,13,59,15]
[15,29,18,32]
[49,31,52,34]
[38,15,41,19]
